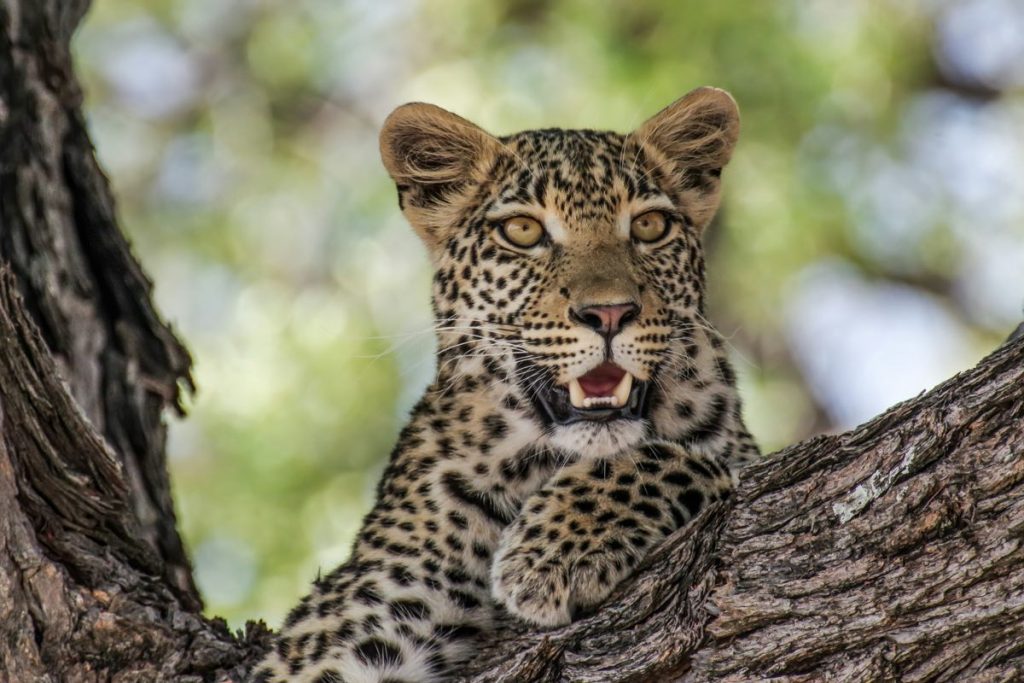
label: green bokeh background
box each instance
[73,0,1024,628]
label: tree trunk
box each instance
[1,0,1022,681]
[0,0,269,679]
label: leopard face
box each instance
[381,88,739,458]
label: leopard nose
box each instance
[570,302,641,338]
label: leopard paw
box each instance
[566,547,636,614]
[490,526,640,627]
[490,539,572,628]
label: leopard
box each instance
[248,86,760,683]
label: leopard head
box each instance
[380,87,740,458]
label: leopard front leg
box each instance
[491,441,733,627]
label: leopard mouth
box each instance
[525,361,650,425]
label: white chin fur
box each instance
[548,420,648,459]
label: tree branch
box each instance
[462,334,1024,681]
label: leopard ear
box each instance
[633,87,740,230]
[380,103,499,253]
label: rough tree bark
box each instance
[0,0,270,679]
[1,0,1022,681]
[460,334,1024,682]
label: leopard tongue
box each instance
[567,365,633,409]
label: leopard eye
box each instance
[630,210,669,243]
[499,216,545,248]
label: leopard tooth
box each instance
[583,396,614,409]
[612,372,633,408]
[568,379,587,409]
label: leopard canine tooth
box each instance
[568,379,587,408]
[612,372,633,408]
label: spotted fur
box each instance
[249,87,760,683]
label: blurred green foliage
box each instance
[74,0,1023,628]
